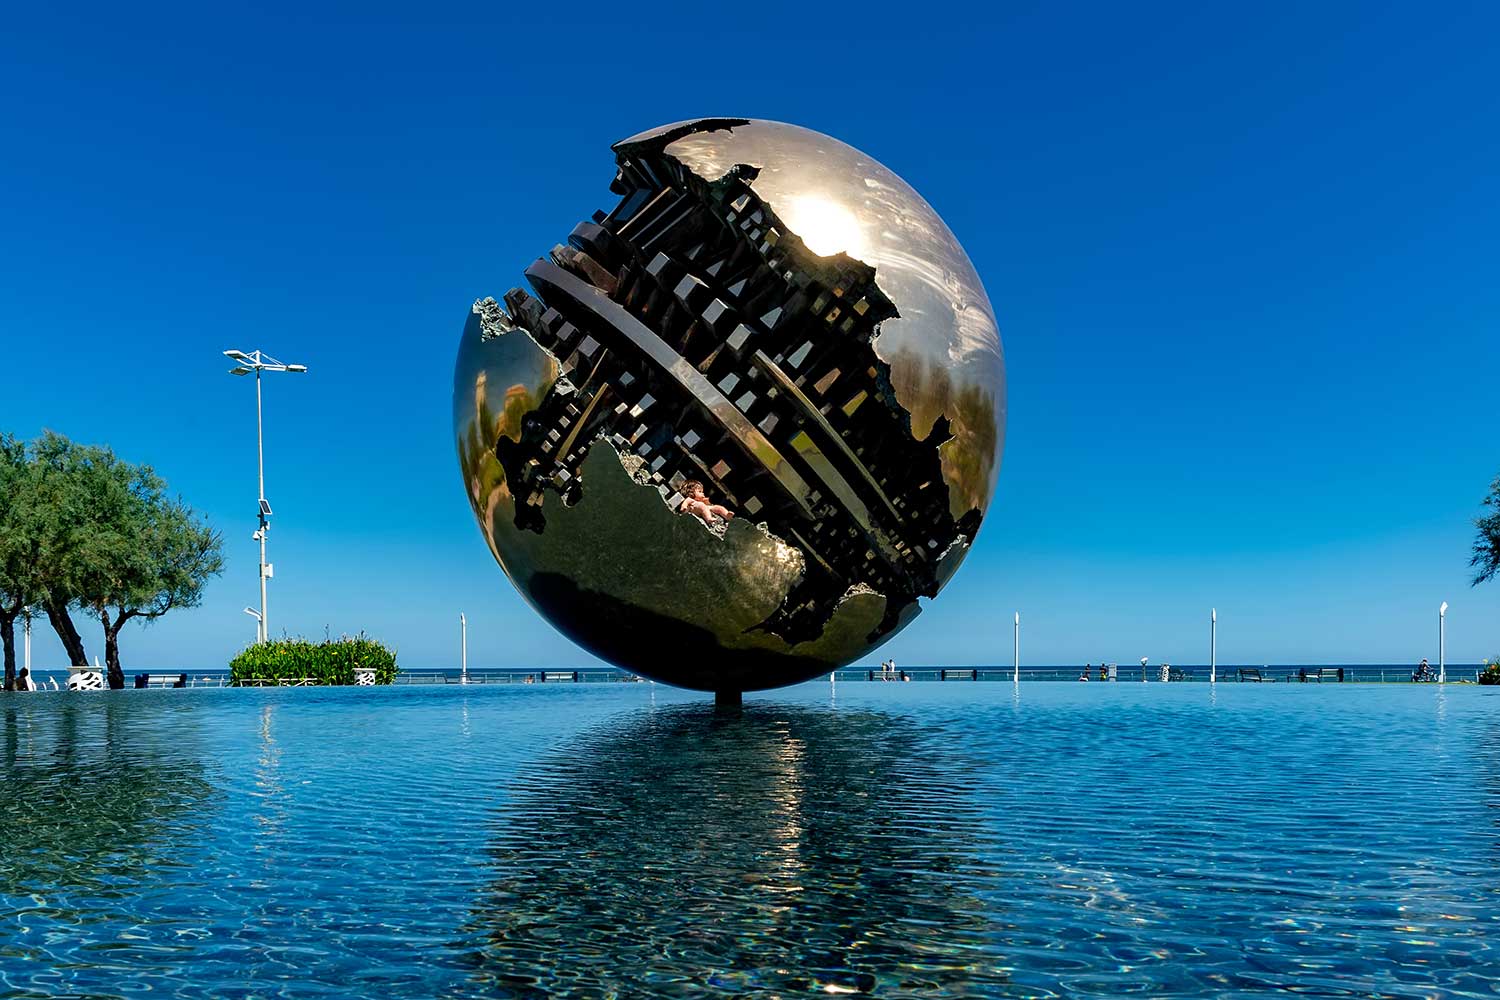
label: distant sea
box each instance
[20,662,1487,686]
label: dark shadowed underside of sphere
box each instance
[454,118,1005,692]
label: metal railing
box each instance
[832,664,1487,684]
[18,664,1487,689]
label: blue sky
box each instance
[1,2,1496,669]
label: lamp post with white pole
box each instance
[1439,601,1448,684]
[22,606,31,679]
[460,613,468,684]
[1013,611,1020,684]
[224,350,307,643]
[243,607,262,643]
[1210,608,1217,684]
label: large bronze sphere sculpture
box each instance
[455,119,1005,694]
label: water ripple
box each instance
[0,684,1497,997]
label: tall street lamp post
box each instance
[1210,608,1217,684]
[225,350,307,643]
[1439,601,1448,684]
[461,612,468,684]
[1013,611,1020,684]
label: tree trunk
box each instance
[44,594,88,667]
[0,615,14,691]
[102,610,124,690]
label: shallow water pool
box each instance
[1,682,1495,998]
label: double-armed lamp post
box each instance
[224,350,307,643]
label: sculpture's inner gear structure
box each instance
[477,121,983,650]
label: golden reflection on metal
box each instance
[454,119,1005,692]
[526,260,816,515]
[622,119,1006,516]
[780,194,867,259]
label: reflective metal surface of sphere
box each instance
[455,118,1005,692]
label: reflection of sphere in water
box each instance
[462,705,1004,995]
[454,119,1005,692]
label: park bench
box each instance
[135,672,187,689]
[1238,668,1264,683]
[1298,667,1344,683]
[540,670,580,683]
[1167,666,1187,682]
[940,669,978,681]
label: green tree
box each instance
[1473,475,1500,586]
[57,444,224,689]
[3,433,225,689]
[0,434,42,689]
[27,432,98,667]
[91,497,222,689]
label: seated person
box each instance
[679,480,734,526]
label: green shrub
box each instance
[230,633,398,686]
[1480,659,1500,686]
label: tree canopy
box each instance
[1473,475,1500,587]
[0,434,42,687]
[0,432,224,689]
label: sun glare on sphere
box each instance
[780,194,867,259]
